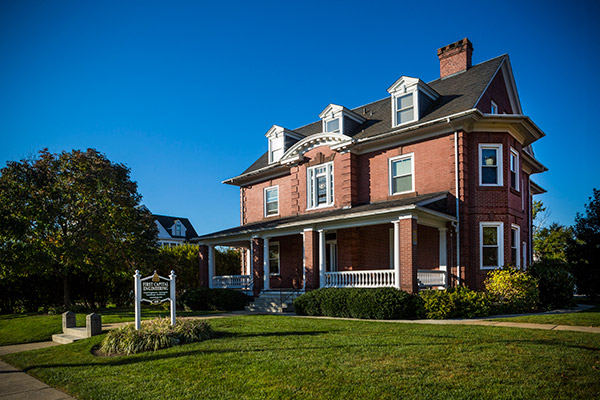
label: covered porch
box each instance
[196,193,455,295]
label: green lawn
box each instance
[2,315,599,399]
[0,306,213,346]
[488,304,600,327]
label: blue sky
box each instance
[1,0,598,234]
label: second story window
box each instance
[307,162,333,209]
[389,153,414,195]
[264,186,279,217]
[510,148,519,191]
[395,93,415,125]
[479,144,503,186]
[325,118,340,133]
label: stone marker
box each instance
[62,311,76,332]
[86,313,102,337]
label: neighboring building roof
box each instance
[241,55,506,177]
[154,214,198,240]
[197,191,451,240]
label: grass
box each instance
[488,304,600,327]
[0,306,215,346]
[2,315,599,399]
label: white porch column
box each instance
[438,228,447,272]
[263,237,270,290]
[393,220,401,289]
[208,245,215,289]
[246,247,251,275]
[318,230,326,288]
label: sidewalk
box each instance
[0,356,74,400]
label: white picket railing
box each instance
[212,275,252,289]
[417,269,447,288]
[325,270,395,288]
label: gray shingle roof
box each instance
[154,215,198,240]
[240,55,505,177]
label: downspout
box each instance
[447,117,461,286]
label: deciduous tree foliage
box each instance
[0,149,158,308]
[568,188,600,299]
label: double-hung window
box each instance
[307,162,334,209]
[510,148,519,191]
[480,222,504,269]
[511,225,520,268]
[269,242,280,275]
[264,186,279,217]
[479,144,503,186]
[395,93,415,125]
[269,137,283,163]
[389,153,414,195]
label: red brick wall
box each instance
[268,234,303,289]
[337,225,392,271]
[437,38,473,79]
[251,237,264,296]
[417,225,439,270]
[476,70,514,114]
[198,245,209,287]
[303,230,319,290]
[398,217,418,293]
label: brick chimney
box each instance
[437,38,473,79]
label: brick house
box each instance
[195,38,546,297]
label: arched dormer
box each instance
[279,132,353,165]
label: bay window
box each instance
[479,144,503,186]
[480,222,504,269]
[307,162,334,209]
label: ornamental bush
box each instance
[484,266,539,314]
[419,286,491,319]
[293,287,423,320]
[180,288,248,311]
[100,317,213,355]
[528,258,575,310]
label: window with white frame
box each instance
[480,222,504,269]
[510,148,519,191]
[511,225,520,268]
[395,93,415,125]
[307,162,334,209]
[269,242,280,275]
[325,118,340,133]
[325,232,337,272]
[269,137,283,163]
[389,153,414,195]
[264,186,279,217]
[491,100,498,114]
[479,144,503,186]
[174,221,182,236]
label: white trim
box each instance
[510,148,520,191]
[264,185,279,217]
[480,222,504,269]
[479,144,503,187]
[388,153,415,195]
[307,161,334,210]
[491,100,498,114]
[511,224,521,269]
[393,220,401,289]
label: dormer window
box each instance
[387,76,439,127]
[325,118,340,133]
[171,220,185,237]
[265,125,304,164]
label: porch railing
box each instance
[325,270,395,288]
[417,269,447,288]
[212,275,252,290]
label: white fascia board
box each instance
[222,164,290,186]
[502,55,523,114]
[319,104,366,124]
[388,76,439,101]
[265,125,304,141]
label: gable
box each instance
[475,57,522,114]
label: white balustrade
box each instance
[212,275,252,289]
[324,270,395,288]
[417,269,447,288]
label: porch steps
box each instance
[246,291,302,313]
[52,327,88,344]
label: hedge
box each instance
[420,286,491,319]
[293,287,423,320]
[180,288,248,311]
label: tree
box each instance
[156,244,201,295]
[533,223,573,262]
[567,188,600,299]
[215,247,242,276]
[0,149,158,308]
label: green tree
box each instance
[533,223,573,261]
[0,149,158,308]
[156,244,201,295]
[215,247,242,276]
[567,188,600,299]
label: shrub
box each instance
[485,267,539,314]
[420,287,491,319]
[180,288,247,311]
[293,287,422,320]
[100,317,213,355]
[528,258,575,310]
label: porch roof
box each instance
[195,191,454,244]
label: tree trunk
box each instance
[63,276,71,309]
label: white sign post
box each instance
[134,270,177,330]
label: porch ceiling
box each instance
[194,191,454,245]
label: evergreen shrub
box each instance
[180,288,247,311]
[420,286,491,319]
[485,266,539,314]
